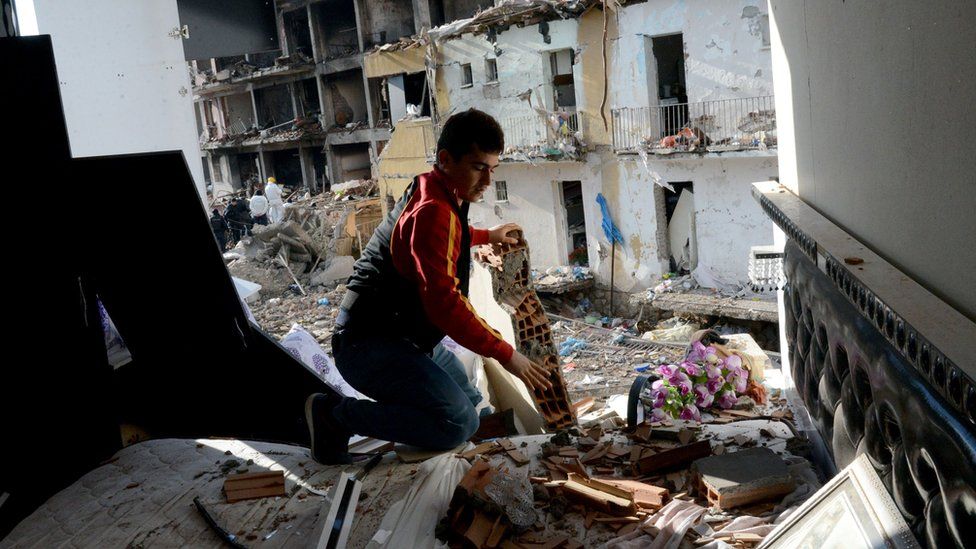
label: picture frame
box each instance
[759,454,919,549]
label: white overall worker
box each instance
[265,176,285,224]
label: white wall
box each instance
[34,0,206,201]
[469,164,567,269]
[613,0,773,107]
[769,0,976,319]
[439,19,581,122]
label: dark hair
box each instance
[255,190,264,196]
[436,108,504,160]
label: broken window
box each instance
[495,180,508,202]
[297,78,321,118]
[283,8,312,58]
[549,49,576,108]
[361,0,416,49]
[560,181,587,265]
[211,157,223,183]
[664,181,696,273]
[254,84,295,128]
[404,72,430,117]
[760,15,771,47]
[485,58,498,83]
[333,143,372,181]
[269,149,303,188]
[247,50,280,69]
[649,33,688,137]
[325,69,368,127]
[310,1,359,60]
[461,63,473,88]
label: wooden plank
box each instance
[499,438,530,465]
[486,514,509,548]
[224,484,287,503]
[461,441,501,460]
[561,474,635,516]
[464,510,495,548]
[592,478,669,510]
[222,470,285,491]
[634,440,711,475]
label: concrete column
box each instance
[316,75,336,130]
[306,4,322,63]
[351,0,366,52]
[387,74,407,122]
[249,89,261,127]
[223,154,241,190]
[257,150,270,183]
[325,144,340,187]
[288,82,300,118]
[275,8,290,56]
[362,72,376,128]
[196,101,210,140]
[412,0,432,33]
[298,146,316,192]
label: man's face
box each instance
[438,146,500,203]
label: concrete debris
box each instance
[310,256,355,287]
[435,379,816,548]
[375,0,598,52]
[192,51,313,90]
[533,265,594,295]
[201,115,325,149]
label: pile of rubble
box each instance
[532,265,594,295]
[192,51,314,88]
[225,188,380,307]
[437,391,819,548]
[248,286,345,345]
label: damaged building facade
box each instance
[190,0,494,197]
[373,0,778,295]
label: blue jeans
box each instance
[331,331,484,450]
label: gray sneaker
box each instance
[305,393,352,465]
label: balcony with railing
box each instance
[425,111,586,162]
[612,95,776,155]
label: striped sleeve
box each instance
[406,204,514,363]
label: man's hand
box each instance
[487,223,520,245]
[503,351,553,392]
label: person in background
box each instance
[265,176,285,224]
[249,189,269,226]
[224,197,252,242]
[209,208,229,251]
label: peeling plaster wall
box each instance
[438,19,582,123]
[376,118,436,213]
[467,152,777,291]
[612,0,772,107]
[224,93,255,130]
[468,163,571,269]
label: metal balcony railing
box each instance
[611,95,776,153]
[499,111,585,160]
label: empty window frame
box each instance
[461,63,473,87]
[549,49,576,108]
[485,58,498,83]
[495,180,508,202]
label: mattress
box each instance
[1,438,414,548]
